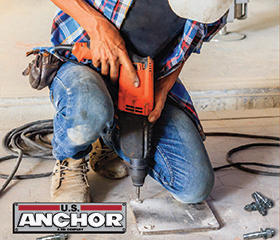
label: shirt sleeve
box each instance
[202,11,228,42]
[158,12,228,78]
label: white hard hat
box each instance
[168,0,233,23]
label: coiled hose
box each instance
[0,120,54,195]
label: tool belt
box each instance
[120,0,186,74]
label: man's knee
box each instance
[72,78,114,120]
[171,170,214,204]
[66,82,114,145]
[52,64,115,146]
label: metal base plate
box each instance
[130,193,219,235]
[212,32,246,42]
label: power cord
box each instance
[0,120,54,195]
[0,120,279,196]
[206,132,280,176]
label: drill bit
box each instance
[136,187,141,202]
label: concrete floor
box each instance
[0,0,279,239]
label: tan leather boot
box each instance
[89,138,129,179]
[51,158,90,202]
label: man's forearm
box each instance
[159,64,184,95]
[51,0,105,35]
[148,64,184,122]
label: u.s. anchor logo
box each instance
[13,202,126,233]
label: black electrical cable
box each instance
[206,132,280,176]
[0,120,54,195]
[0,150,23,195]
[54,50,87,67]
[205,132,280,141]
[0,121,279,196]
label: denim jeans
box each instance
[49,62,214,203]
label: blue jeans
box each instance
[49,62,214,203]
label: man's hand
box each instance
[88,17,138,86]
[51,0,139,87]
[148,65,184,123]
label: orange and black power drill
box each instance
[54,43,154,201]
[118,54,154,201]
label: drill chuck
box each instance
[129,158,149,187]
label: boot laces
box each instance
[54,161,89,189]
[94,145,116,161]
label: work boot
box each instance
[89,138,129,179]
[51,158,91,202]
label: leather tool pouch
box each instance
[22,50,63,90]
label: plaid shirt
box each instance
[50,0,227,139]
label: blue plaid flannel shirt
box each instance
[50,0,227,139]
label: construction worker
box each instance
[49,0,231,202]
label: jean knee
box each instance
[74,80,114,122]
[171,169,214,204]
[52,66,114,146]
[68,86,114,144]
